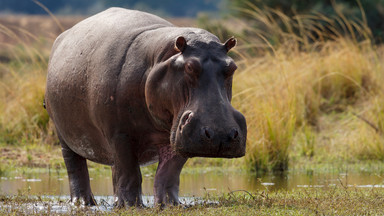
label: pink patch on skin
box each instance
[157,145,176,170]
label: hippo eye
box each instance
[185,62,194,74]
[184,59,201,78]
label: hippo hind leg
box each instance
[59,133,96,206]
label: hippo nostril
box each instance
[229,128,239,140]
[201,127,214,140]
[205,129,211,139]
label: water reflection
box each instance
[1,168,384,196]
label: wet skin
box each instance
[45,7,247,207]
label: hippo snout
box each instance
[175,110,247,158]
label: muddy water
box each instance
[1,167,384,197]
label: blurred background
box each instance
[0,0,224,17]
[1,0,383,43]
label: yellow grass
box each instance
[232,31,384,171]
[0,43,50,145]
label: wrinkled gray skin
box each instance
[45,7,247,208]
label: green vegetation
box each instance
[2,186,384,215]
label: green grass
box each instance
[1,186,384,215]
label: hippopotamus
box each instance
[45,7,247,207]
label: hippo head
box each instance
[145,31,247,158]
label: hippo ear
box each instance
[174,36,187,53]
[224,37,237,52]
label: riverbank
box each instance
[1,185,384,215]
[2,145,384,215]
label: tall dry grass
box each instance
[230,5,384,172]
[0,23,53,146]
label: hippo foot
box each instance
[70,195,97,206]
[154,199,182,209]
[113,195,144,208]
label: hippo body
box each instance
[45,7,246,207]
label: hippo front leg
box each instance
[154,145,187,206]
[112,134,143,207]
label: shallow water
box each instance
[1,167,384,197]
[1,195,207,213]
[2,166,384,213]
